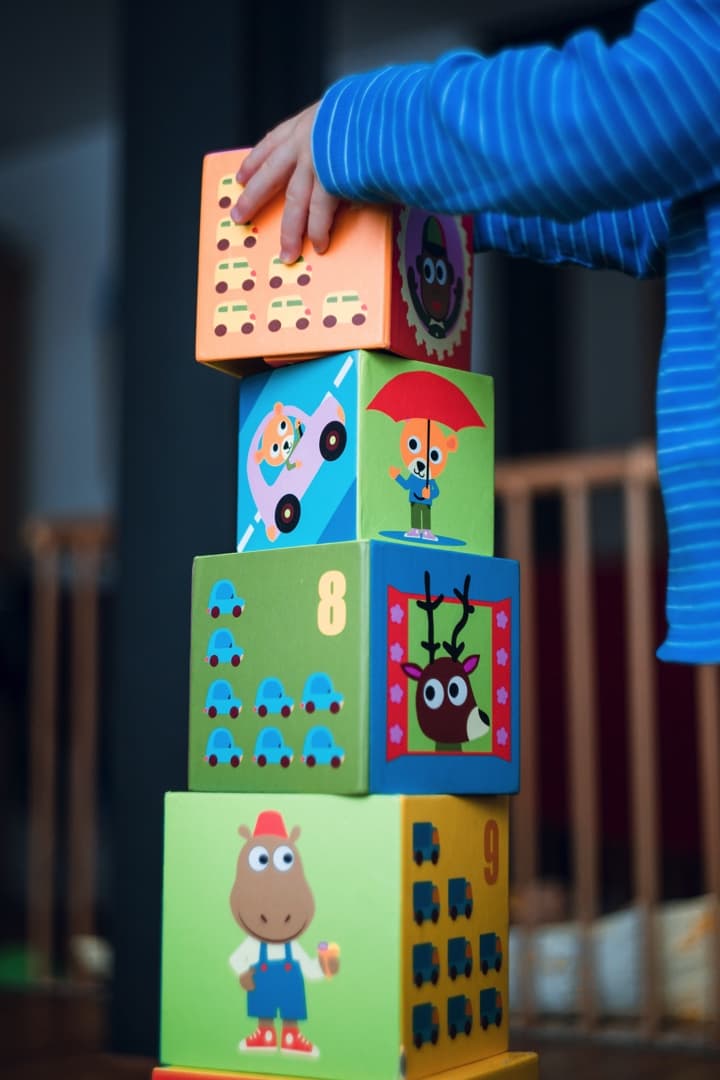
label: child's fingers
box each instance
[279,160,313,263]
[235,142,269,186]
[307,182,340,255]
[232,147,293,224]
[236,120,290,185]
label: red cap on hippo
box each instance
[253,810,288,838]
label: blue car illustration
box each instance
[253,726,293,768]
[300,671,344,714]
[204,679,242,719]
[205,628,244,668]
[254,676,294,718]
[302,725,345,768]
[204,727,243,767]
[208,579,245,618]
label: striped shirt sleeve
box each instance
[312,0,720,221]
[473,201,669,277]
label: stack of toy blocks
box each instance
[152,150,538,1080]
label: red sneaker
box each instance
[239,1025,277,1051]
[280,1028,319,1057]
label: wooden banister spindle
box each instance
[624,455,661,1034]
[696,664,720,1044]
[26,525,61,981]
[503,487,539,1023]
[67,535,102,979]
[563,482,600,1030]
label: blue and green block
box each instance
[189,540,519,795]
[236,350,493,557]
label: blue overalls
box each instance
[247,942,307,1021]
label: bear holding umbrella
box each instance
[367,369,486,543]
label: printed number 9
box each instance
[483,819,499,885]
[317,571,346,636]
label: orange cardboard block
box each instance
[196,150,474,375]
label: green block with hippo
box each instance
[160,792,509,1079]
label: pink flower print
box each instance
[389,723,404,745]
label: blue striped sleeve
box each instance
[473,201,669,278]
[312,0,720,221]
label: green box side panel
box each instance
[359,352,494,556]
[161,792,402,1080]
[189,542,369,794]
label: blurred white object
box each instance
[70,934,113,980]
[509,894,715,1022]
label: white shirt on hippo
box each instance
[229,937,323,980]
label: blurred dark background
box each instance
[0,0,685,1061]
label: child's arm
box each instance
[235,1,717,262]
[312,1,720,221]
[473,200,669,279]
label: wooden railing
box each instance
[496,441,720,1043]
[23,517,114,983]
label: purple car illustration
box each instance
[246,392,347,542]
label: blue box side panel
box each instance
[237,352,359,552]
[369,541,520,794]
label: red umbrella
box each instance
[367,370,485,480]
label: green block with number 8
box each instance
[189,539,520,795]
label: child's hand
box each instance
[232,104,340,265]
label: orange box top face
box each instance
[196,150,473,374]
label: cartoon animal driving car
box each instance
[254,402,305,472]
[247,393,347,542]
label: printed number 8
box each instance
[484,819,500,885]
[317,571,346,636]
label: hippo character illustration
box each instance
[229,811,340,1058]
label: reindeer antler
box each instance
[417,570,444,663]
[443,575,475,661]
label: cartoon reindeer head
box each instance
[401,571,490,748]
